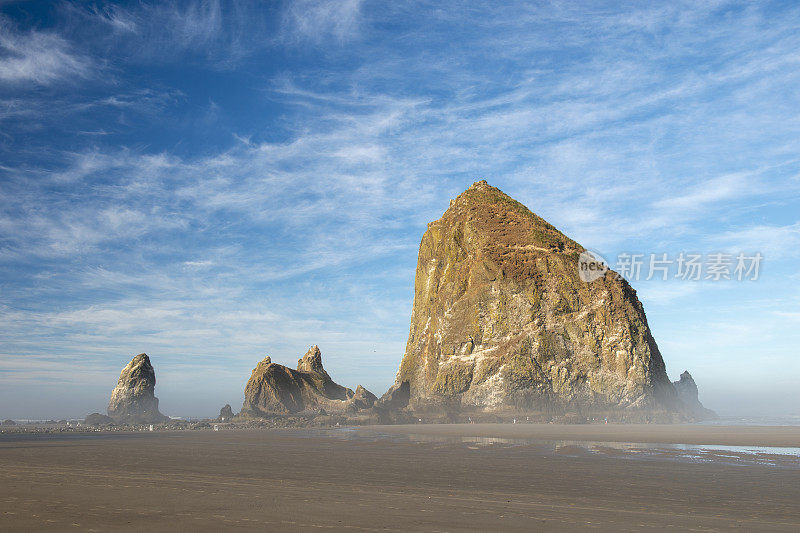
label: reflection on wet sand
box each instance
[335,424,800,468]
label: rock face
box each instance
[377,381,410,411]
[351,385,378,410]
[392,181,681,417]
[217,404,235,422]
[241,346,376,416]
[107,353,168,423]
[673,371,717,419]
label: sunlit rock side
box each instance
[390,181,684,419]
[240,346,377,416]
[673,371,717,420]
[107,353,168,423]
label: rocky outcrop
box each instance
[297,346,328,376]
[217,404,235,421]
[391,181,682,418]
[377,381,410,411]
[350,385,378,410]
[673,371,717,420]
[240,346,376,416]
[84,412,115,426]
[107,353,168,423]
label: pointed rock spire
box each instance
[107,353,167,423]
[297,345,329,378]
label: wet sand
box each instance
[355,422,800,447]
[1,425,799,531]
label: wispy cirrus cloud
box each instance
[0,17,92,84]
[281,0,363,44]
[714,222,800,259]
[59,0,277,68]
[3,1,800,418]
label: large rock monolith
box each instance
[390,181,683,419]
[107,353,168,424]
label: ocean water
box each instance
[699,415,800,426]
[329,425,800,469]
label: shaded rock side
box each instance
[107,353,168,423]
[351,385,378,410]
[84,413,115,426]
[673,371,717,420]
[217,404,235,422]
[393,181,680,415]
[376,381,410,411]
[241,346,376,416]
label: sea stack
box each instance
[391,181,681,418]
[673,371,717,420]
[107,353,168,423]
[217,404,235,422]
[241,346,376,416]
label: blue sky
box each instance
[1,1,799,419]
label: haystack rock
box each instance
[673,371,717,420]
[107,353,168,423]
[241,346,376,416]
[391,181,682,418]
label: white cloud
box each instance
[653,173,751,213]
[637,282,702,305]
[98,8,138,34]
[715,223,800,259]
[0,18,92,85]
[56,0,274,69]
[282,0,363,44]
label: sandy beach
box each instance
[1,424,799,531]
[354,422,800,447]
